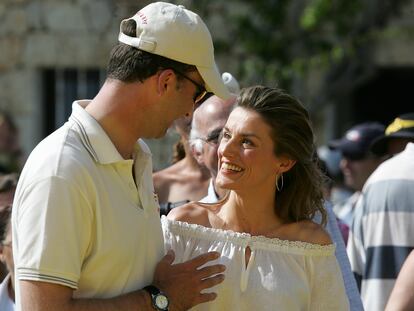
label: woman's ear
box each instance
[276,156,296,174]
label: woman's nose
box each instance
[219,138,235,158]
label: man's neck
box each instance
[85,80,145,159]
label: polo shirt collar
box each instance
[69,100,151,165]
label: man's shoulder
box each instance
[20,125,95,189]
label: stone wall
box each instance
[0,0,177,170]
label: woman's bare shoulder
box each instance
[167,201,216,227]
[284,220,332,245]
[299,220,332,245]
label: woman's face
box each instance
[216,107,282,192]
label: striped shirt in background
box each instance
[347,142,414,311]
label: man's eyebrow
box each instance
[206,128,222,139]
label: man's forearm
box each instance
[69,290,154,311]
[19,280,156,311]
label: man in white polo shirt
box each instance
[12,2,230,311]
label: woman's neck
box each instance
[217,191,283,236]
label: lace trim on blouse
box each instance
[162,216,335,256]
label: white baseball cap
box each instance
[118,2,230,100]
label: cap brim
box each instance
[328,139,342,150]
[328,139,365,157]
[197,63,231,100]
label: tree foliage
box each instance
[183,0,408,91]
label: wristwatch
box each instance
[143,285,169,311]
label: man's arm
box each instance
[19,250,225,311]
[20,281,153,311]
[385,250,414,311]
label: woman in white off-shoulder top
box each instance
[162,85,350,311]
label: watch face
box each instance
[155,294,169,309]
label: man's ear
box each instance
[157,69,175,96]
[191,143,204,166]
[276,155,296,174]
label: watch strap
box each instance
[143,285,169,311]
[143,285,161,296]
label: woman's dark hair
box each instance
[107,19,196,83]
[236,85,327,225]
[171,140,186,164]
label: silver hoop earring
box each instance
[276,173,284,192]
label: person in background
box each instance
[328,122,385,230]
[0,174,18,283]
[370,113,414,157]
[316,150,351,244]
[317,145,352,207]
[190,95,236,203]
[164,85,350,310]
[0,111,23,174]
[12,3,229,311]
[0,206,14,311]
[347,113,414,311]
[153,114,211,214]
[153,72,240,215]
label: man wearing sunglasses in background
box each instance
[12,2,230,311]
[190,95,237,203]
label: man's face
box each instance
[155,70,205,138]
[173,115,193,140]
[340,155,383,191]
[192,97,234,178]
[197,118,227,178]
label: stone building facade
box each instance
[1,0,414,170]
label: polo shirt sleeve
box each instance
[14,175,93,289]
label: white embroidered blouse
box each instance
[161,216,350,311]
